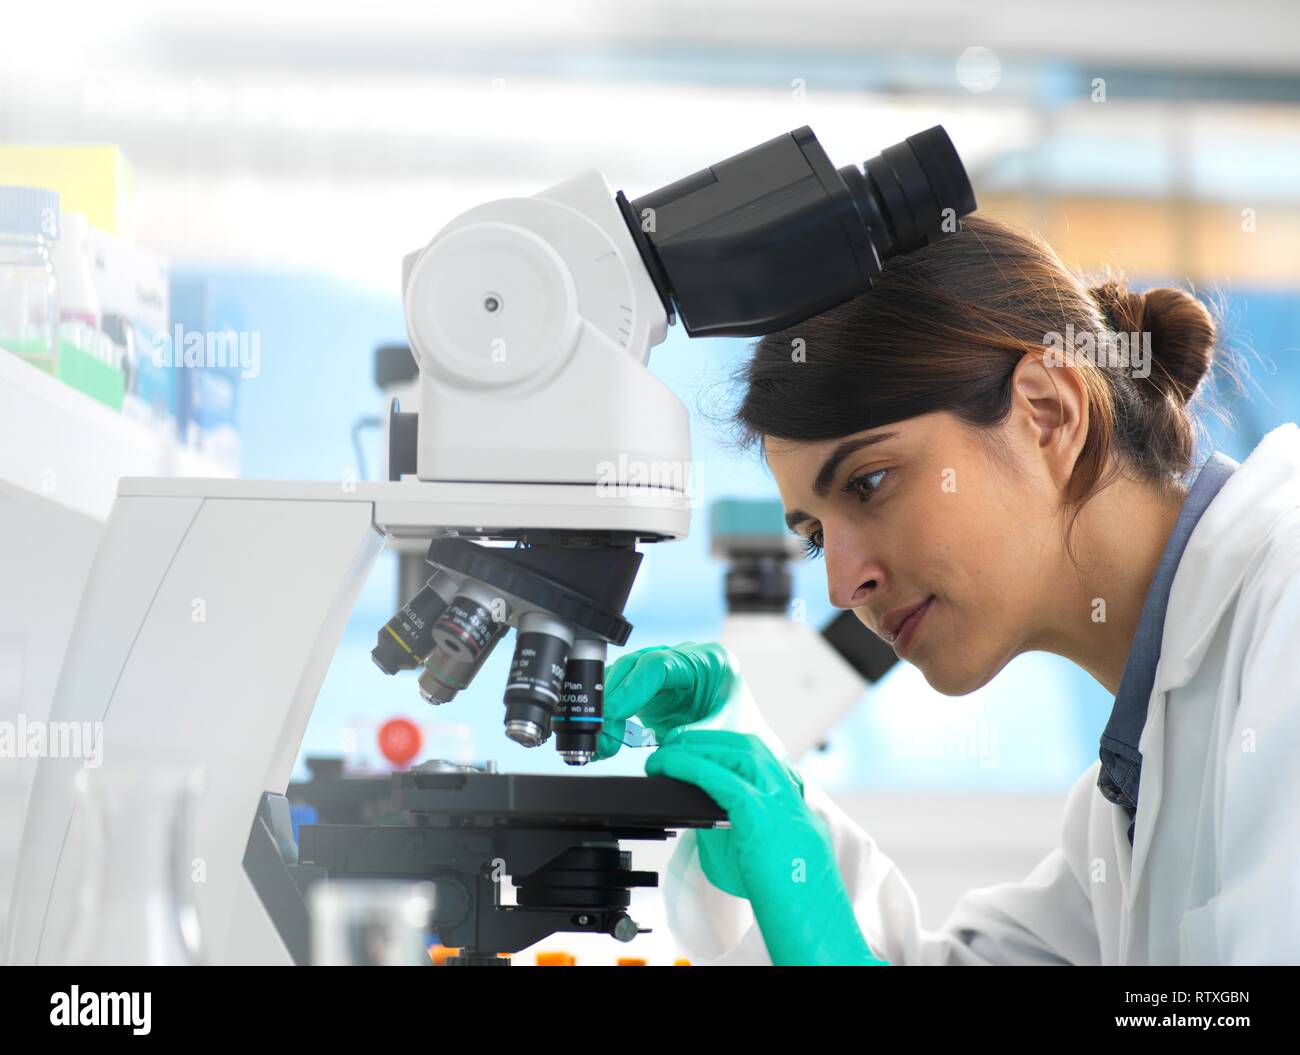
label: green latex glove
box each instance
[594,642,744,762]
[647,729,890,967]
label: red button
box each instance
[378,717,422,766]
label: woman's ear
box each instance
[1009,352,1088,488]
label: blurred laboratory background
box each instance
[3,1,1298,960]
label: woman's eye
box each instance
[843,468,888,503]
[801,531,824,559]
[798,470,888,560]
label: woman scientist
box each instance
[594,214,1300,966]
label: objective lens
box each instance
[431,582,508,663]
[419,619,508,705]
[555,637,606,766]
[371,570,461,675]
[503,612,575,747]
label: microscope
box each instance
[7,125,974,965]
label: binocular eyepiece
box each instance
[619,124,976,338]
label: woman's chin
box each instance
[918,657,1000,697]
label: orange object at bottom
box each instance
[535,951,577,966]
[427,945,460,965]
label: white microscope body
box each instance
[5,169,690,965]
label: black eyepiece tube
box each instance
[618,124,976,338]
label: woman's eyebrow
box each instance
[783,431,899,531]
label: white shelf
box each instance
[0,349,235,522]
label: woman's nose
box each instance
[825,535,886,609]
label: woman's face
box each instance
[765,409,1065,695]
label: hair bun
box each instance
[1089,279,1216,405]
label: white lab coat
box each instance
[664,422,1300,965]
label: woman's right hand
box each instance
[595,641,744,761]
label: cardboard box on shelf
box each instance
[0,144,137,238]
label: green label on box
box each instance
[55,342,126,411]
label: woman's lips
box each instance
[891,596,934,658]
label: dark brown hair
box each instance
[734,213,1241,528]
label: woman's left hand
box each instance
[646,729,889,966]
